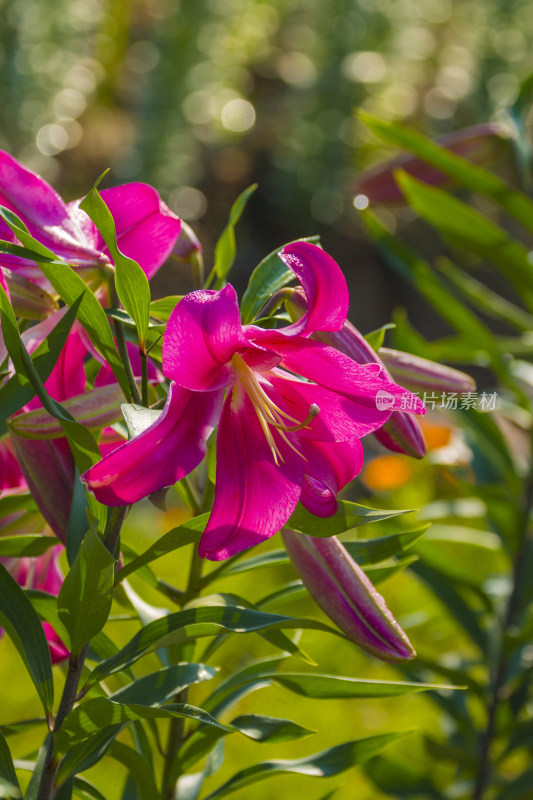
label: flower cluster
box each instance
[0,151,474,666]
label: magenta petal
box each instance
[270,337,425,415]
[277,241,349,336]
[0,267,7,295]
[163,284,257,391]
[26,326,86,411]
[97,184,181,279]
[198,390,303,561]
[269,375,395,440]
[0,438,26,494]
[82,383,224,505]
[300,439,364,517]
[0,151,104,267]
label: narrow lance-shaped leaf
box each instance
[0,563,54,717]
[212,184,257,284]
[0,296,81,422]
[358,111,533,237]
[395,170,533,306]
[203,732,413,800]
[79,179,151,349]
[58,525,115,656]
[287,499,413,537]
[83,605,342,690]
[240,235,321,324]
[0,731,22,800]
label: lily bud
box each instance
[9,384,124,439]
[354,122,509,205]
[3,269,58,320]
[282,530,415,662]
[10,436,74,543]
[379,348,476,394]
[173,221,204,288]
[311,319,427,459]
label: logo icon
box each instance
[375,390,395,411]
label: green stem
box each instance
[37,508,129,800]
[140,347,149,407]
[160,537,204,798]
[109,280,141,404]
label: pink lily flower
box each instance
[0,150,181,282]
[82,242,425,560]
[1,547,68,663]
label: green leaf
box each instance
[115,515,207,584]
[26,589,71,649]
[240,236,320,324]
[213,184,257,283]
[0,297,80,422]
[436,257,533,333]
[79,179,150,348]
[84,604,341,690]
[109,664,217,706]
[364,323,395,350]
[58,526,115,655]
[203,732,413,799]
[360,209,500,349]
[148,296,182,322]
[0,563,54,717]
[207,668,458,703]
[57,699,233,748]
[55,726,122,787]
[107,743,158,800]
[0,731,21,799]
[230,714,314,743]
[0,535,59,558]
[395,170,533,303]
[72,777,108,800]
[343,526,429,566]
[287,500,413,537]
[24,738,51,800]
[358,111,533,236]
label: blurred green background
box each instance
[2,0,532,329]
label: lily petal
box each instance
[300,439,364,517]
[163,284,267,391]
[81,183,180,279]
[266,336,425,415]
[82,383,223,505]
[198,389,303,561]
[0,150,105,267]
[269,375,400,440]
[278,241,349,336]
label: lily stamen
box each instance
[231,353,320,465]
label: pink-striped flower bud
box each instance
[173,221,204,288]
[10,436,74,543]
[9,384,124,439]
[282,530,415,662]
[354,123,509,206]
[378,348,476,394]
[3,269,58,320]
